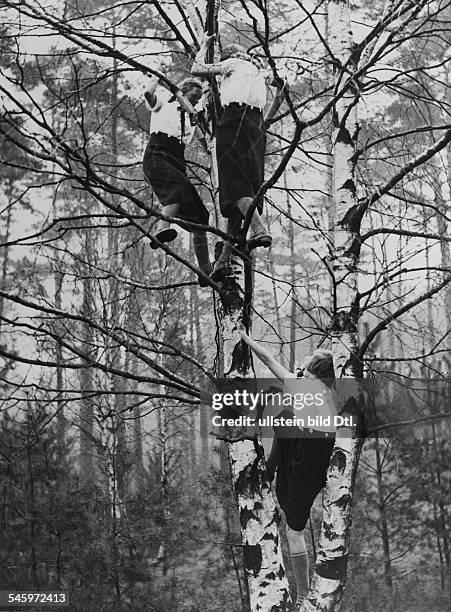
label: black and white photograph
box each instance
[0,1,450,610]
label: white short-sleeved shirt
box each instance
[217,57,270,110]
[146,95,196,146]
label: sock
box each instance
[291,551,309,604]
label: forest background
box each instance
[0,0,450,611]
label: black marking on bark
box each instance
[218,276,244,314]
[339,203,361,235]
[323,521,338,540]
[240,507,258,528]
[277,563,286,579]
[341,178,356,197]
[330,449,347,473]
[335,493,351,510]
[254,437,266,460]
[270,593,291,612]
[330,311,357,335]
[243,543,262,576]
[335,124,353,145]
[316,554,349,580]
[235,459,262,498]
[349,295,362,330]
[262,531,277,541]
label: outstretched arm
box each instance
[144,76,196,116]
[237,322,291,382]
[264,78,288,124]
[191,34,224,76]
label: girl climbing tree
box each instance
[192,33,285,281]
[142,75,213,286]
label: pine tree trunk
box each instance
[52,245,66,453]
[0,183,12,323]
[79,233,95,483]
[121,247,145,493]
[374,434,393,588]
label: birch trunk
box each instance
[302,2,364,609]
[180,2,291,607]
[209,107,291,612]
[217,282,292,611]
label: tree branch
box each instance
[359,275,451,358]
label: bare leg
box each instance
[236,196,272,249]
[192,231,212,286]
[151,203,179,248]
[286,525,309,607]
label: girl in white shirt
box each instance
[192,37,276,281]
[143,77,212,285]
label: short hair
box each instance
[220,43,248,61]
[299,350,336,387]
[178,78,202,94]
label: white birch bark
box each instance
[210,129,292,612]
[216,282,292,610]
[302,2,364,610]
[181,2,291,607]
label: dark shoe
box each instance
[237,200,272,250]
[247,213,272,249]
[150,220,178,249]
[210,255,242,282]
[247,229,272,250]
[210,263,234,282]
[210,239,243,282]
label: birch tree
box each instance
[0,1,450,610]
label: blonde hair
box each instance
[220,44,262,68]
[298,350,335,387]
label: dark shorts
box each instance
[216,103,266,218]
[274,413,335,531]
[143,132,209,225]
